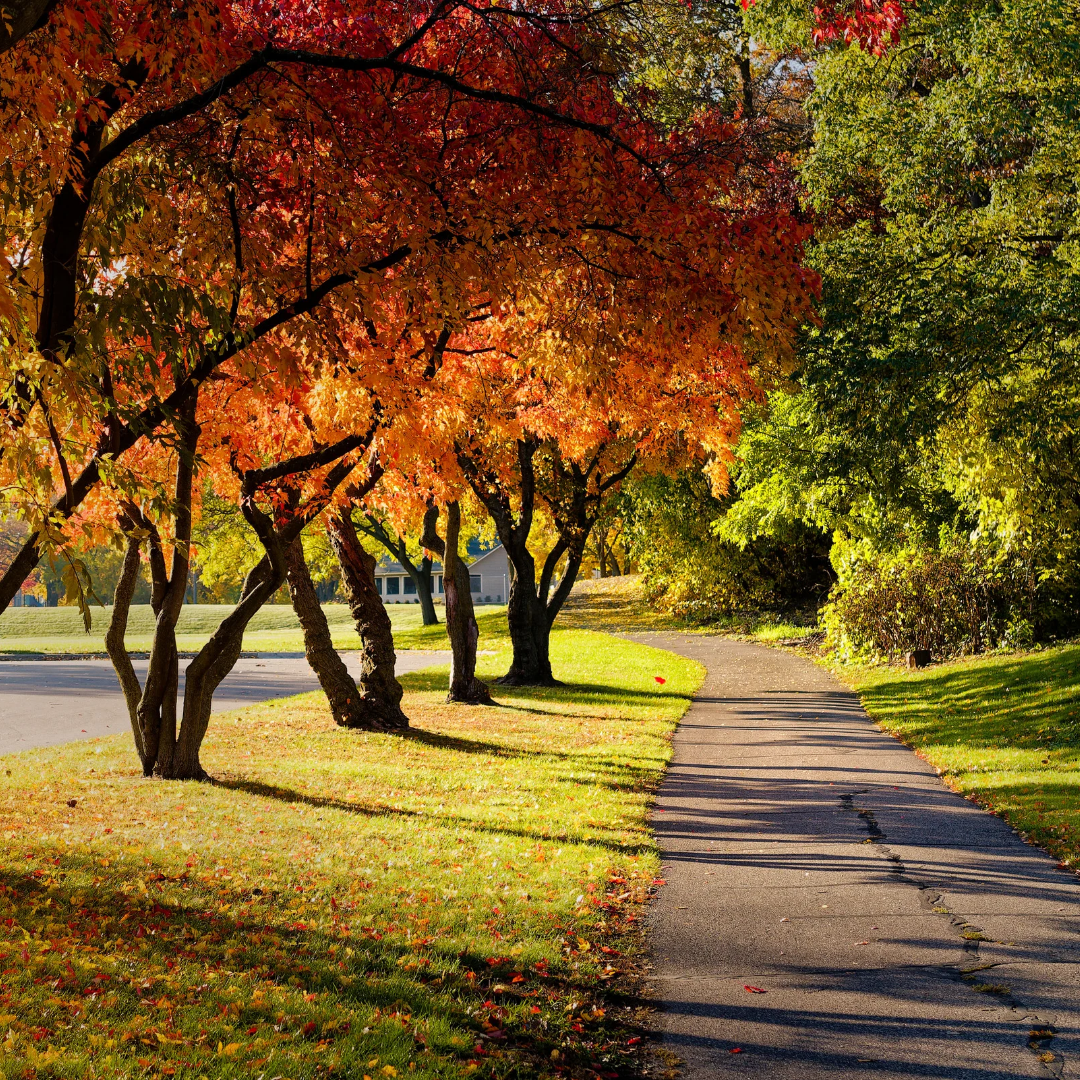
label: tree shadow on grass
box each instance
[0,852,601,1079]
[214,775,652,855]
[215,776,419,818]
[398,668,690,713]
[397,727,662,794]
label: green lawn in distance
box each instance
[847,642,1080,867]
[0,628,703,1080]
[0,602,507,654]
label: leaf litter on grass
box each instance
[0,629,703,1080]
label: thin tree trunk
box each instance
[105,534,149,768]
[173,556,282,779]
[285,535,365,727]
[327,508,409,732]
[421,504,491,703]
[357,514,439,626]
[415,557,439,626]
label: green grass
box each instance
[0,628,703,1080]
[845,643,1080,866]
[0,603,508,655]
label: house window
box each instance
[386,577,400,595]
[470,575,481,592]
[376,577,383,595]
[437,575,444,593]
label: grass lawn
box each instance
[560,576,814,642]
[0,629,703,1080]
[0,603,508,655]
[845,643,1080,867]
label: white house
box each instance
[373,544,509,605]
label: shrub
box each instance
[823,539,1038,660]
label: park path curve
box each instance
[0,651,453,756]
[630,633,1080,1080]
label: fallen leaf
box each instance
[654,676,666,684]
[743,985,767,994]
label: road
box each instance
[632,634,1079,1079]
[0,651,453,755]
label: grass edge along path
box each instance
[0,628,704,1080]
[835,642,1080,870]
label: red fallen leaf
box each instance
[730,1047,743,1053]
[743,985,767,993]
[855,941,870,946]
[530,1006,541,1014]
[302,1022,317,1037]
[654,676,666,684]
[248,1025,258,1035]
[626,1037,641,1046]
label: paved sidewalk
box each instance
[632,634,1079,1079]
[0,651,453,755]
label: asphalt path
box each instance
[632,634,1080,1079]
[0,650,453,756]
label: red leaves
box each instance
[741,0,910,56]
[743,985,767,993]
[654,676,666,685]
[810,0,910,55]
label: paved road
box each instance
[0,651,452,755]
[633,634,1080,1079]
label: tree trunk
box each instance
[285,535,366,727]
[414,558,439,626]
[173,555,282,779]
[500,538,556,686]
[0,0,56,55]
[421,504,491,703]
[105,534,149,769]
[327,508,409,732]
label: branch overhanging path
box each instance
[633,634,1080,1078]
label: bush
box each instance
[624,471,834,624]
[823,539,1038,660]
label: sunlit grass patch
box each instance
[0,629,702,1080]
[846,643,1080,866]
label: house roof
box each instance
[374,543,503,577]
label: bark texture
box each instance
[285,536,365,727]
[328,507,409,732]
[0,0,55,55]
[421,504,491,703]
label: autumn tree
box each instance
[2,0,726,614]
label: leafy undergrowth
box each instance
[560,576,814,642]
[847,643,1080,867]
[0,629,702,1080]
[0,604,507,655]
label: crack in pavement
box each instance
[839,790,1064,1078]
